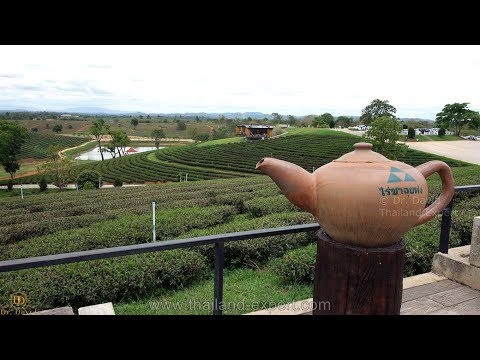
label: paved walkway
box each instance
[248,273,480,315]
[401,279,480,314]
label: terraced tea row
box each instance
[19,133,88,160]
[6,132,469,185]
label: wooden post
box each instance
[313,230,405,315]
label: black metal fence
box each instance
[0,185,478,315]
[439,185,480,253]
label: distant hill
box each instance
[399,118,434,122]
[62,107,131,115]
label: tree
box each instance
[364,116,405,160]
[271,113,283,123]
[188,128,198,141]
[105,129,130,158]
[151,129,166,149]
[0,121,29,180]
[360,99,397,125]
[77,170,102,189]
[312,116,328,128]
[318,113,335,128]
[38,176,48,192]
[435,102,480,136]
[176,121,187,130]
[287,115,297,126]
[52,124,63,133]
[193,133,210,142]
[131,118,139,128]
[407,127,415,139]
[37,145,72,190]
[336,116,353,128]
[438,127,446,137]
[89,119,108,161]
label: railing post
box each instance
[213,241,224,315]
[439,200,453,254]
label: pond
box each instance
[75,146,162,161]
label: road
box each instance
[405,140,480,165]
[332,129,480,165]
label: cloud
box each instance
[0,74,21,78]
[16,85,43,91]
[87,64,112,69]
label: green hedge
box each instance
[0,249,207,311]
[269,243,317,284]
[180,212,316,268]
[244,195,299,217]
[2,205,237,260]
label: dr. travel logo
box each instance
[0,292,36,315]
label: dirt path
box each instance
[406,140,480,165]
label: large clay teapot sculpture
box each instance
[256,142,455,247]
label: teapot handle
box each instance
[414,160,455,226]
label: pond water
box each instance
[75,146,162,161]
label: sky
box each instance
[1,45,480,118]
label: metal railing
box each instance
[439,185,480,253]
[0,223,321,315]
[0,184,478,314]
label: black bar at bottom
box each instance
[439,201,453,254]
[213,242,225,315]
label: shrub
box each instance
[0,249,207,310]
[83,181,96,190]
[269,243,316,284]
[176,121,187,130]
[408,127,415,139]
[31,127,38,132]
[438,127,446,137]
[113,178,123,187]
[77,170,101,189]
[52,124,63,133]
[38,177,48,192]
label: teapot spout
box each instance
[256,157,316,214]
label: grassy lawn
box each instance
[62,140,98,161]
[285,127,356,137]
[115,267,312,315]
[196,137,244,147]
[0,162,43,180]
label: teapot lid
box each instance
[333,142,390,163]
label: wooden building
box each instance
[235,125,275,139]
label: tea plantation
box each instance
[6,132,469,185]
[1,165,479,313]
[19,133,88,160]
[1,130,479,314]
